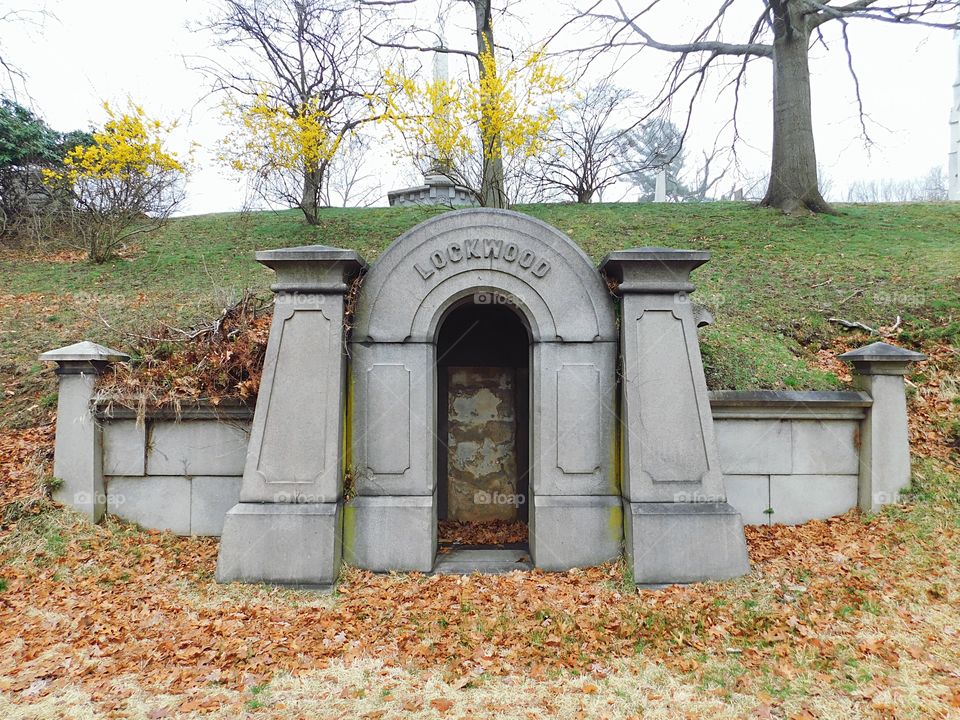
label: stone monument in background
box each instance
[387,32,478,208]
[950,29,960,201]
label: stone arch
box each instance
[352,209,617,343]
[346,209,622,574]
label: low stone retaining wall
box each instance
[712,391,870,525]
[90,391,875,536]
[97,403,251,536]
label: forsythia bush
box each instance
[218,91,350,224]
[220,91,343,178]
[378,47,565,203]
[44,101,187,263]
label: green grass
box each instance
[1,201,958,428]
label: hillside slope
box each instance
[1,201,957,429]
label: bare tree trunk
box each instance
[300,166,322,225]
[474,0,506,209]
[761,14,835,214]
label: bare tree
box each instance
[685,142,730,202]
[0,7,53,102]
[561,1,960,214]
[537,82,636,203]
[846,166,950,202]
[922,165,949,201]
[194,0,384,224]
[817,163,835,202]
[847,178,908,201]
[320,132,382,207]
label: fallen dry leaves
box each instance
[0,244,144,264]
[905,342,960,460]
[0,327,957,716]
[438,520,528,546]
[0,425,53,512]
[1,474,959,718]
[96,293,272,410]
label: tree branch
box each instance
[811,0,960,29]
[363,35,478,58]
[611,0,773,57]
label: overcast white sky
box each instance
[3,0,958,214]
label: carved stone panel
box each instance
[364,364,411,475]
[533,341,618,496]
[556,364,602,475]
[350,342,433,496]
[618,296,725,503]
[240,295,345,503]
[256,308,330,484]
[633,309,710,484]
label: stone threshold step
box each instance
[432,548,533,575]
[438,542,528,551]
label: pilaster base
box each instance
[623,502,750,584]
[530,495,623,571]
[343,495,436,572]
[216,502,342,589]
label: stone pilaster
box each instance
[839,342,926,512]
[39,341,128,522]
[600,248,749,584]
[216,245,366,588]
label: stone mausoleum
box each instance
[41,209,925,587]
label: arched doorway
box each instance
[346,209,622,573]
[436,301,531,553]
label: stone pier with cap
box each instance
[39,341,129,522]
[216,245,366,588]
[600,248,751,585]
[840,342,926,512]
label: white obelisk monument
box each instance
[433,35,448,86]
[654,168,667,202]
[950,30,960,201]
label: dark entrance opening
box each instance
[436,301,530,565]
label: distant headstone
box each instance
[950,30,960,201]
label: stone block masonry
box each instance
[89,391,878,537]
[41,210,926,586]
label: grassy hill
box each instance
[1,201,959,717]
[1,201,958,429]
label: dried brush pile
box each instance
[95,291,272,416]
